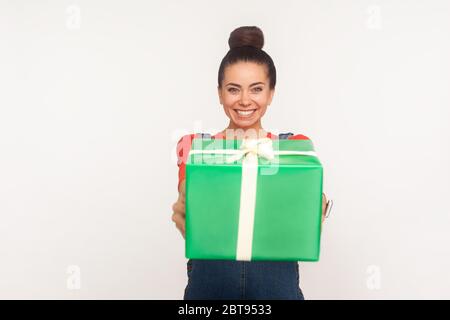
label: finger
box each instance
[177,204,186,216]
[176,221,184,233]
[172,209,184,222]
[174,218,186,238]
[172,211,185,224]
[172,201,185,215]
[322,193,327,211]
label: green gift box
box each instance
[185,136,323,262]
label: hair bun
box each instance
[228,26,264,50]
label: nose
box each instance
[239,91,252,107]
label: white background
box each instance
[1,0,449,299]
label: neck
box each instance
[219,120,267,139]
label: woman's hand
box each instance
[171,180,186,239]
[322,193,329,224]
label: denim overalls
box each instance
[183,132,305,300]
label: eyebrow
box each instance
[225,82,265,87]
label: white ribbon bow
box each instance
[188,137,317,163]
[225,137,275,163]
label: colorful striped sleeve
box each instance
[287,134,310,140]
[288,133,315,151]
[176,133,197,192]
[176,132,311,191]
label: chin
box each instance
[232,120,260,131]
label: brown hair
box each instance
[218,26,276,89]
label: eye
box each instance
[252,87,263,92]
[228,87,239,93]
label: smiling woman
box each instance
[171,25,330,300]
[217,27,276,136]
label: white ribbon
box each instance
[224,137,275,163]
[188,137,317,261]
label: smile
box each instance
[234,109,257,118]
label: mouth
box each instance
[233,109,257,119]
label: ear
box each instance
[217,86,223,105]
[267,87,275,105]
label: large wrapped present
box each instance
[185,136,323,261]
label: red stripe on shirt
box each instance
[176,132,310,192]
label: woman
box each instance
[172,26,331,300]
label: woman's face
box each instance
[218,61,274,131]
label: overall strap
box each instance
[278,132,294,140]
[196,132,211,139]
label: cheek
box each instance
[258,107,268,118]
[254,94,271,106]
[222,95,239,108]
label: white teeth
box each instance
[236,109,255,116]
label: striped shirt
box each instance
[176,132,311,192]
